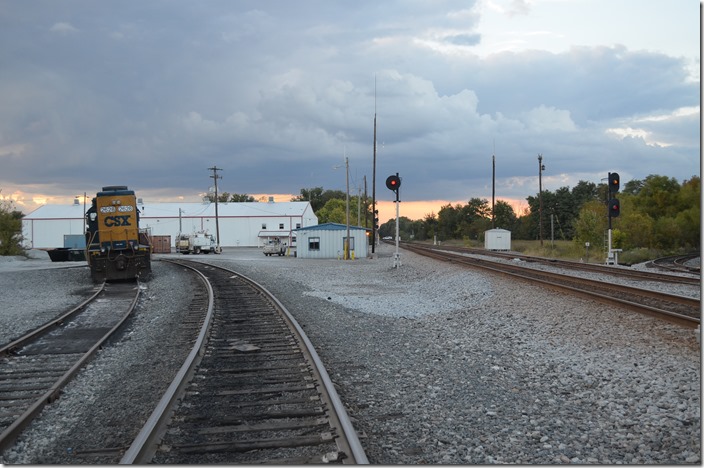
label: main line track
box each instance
[121,259,367,464]
[406,242,700,285]
[400,243,700,329]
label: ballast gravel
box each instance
[0,245,700,464]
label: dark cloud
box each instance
[0,1,698,210]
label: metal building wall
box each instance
[296,226,368,259]
[22,219,86,249]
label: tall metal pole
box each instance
[393,172,401,268]
[538,154,544,247]
[208,166,222,252]
[371,77,377,254]
[492,154,496,229]
[345,157,350,260]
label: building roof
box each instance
[24,201,315,220]
[294,222,368,232]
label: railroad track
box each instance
[648,254,701,275]
[0,281,141,453]
[400,243,700,329]
[121,259,368,464]
[408,242,700,285]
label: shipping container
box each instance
[151,235,172,253]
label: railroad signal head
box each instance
[386,174,401,192]
[609,198,620,217]
[608,172,620,193]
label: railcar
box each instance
[85,186,152,282]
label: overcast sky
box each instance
[0,0,699,222]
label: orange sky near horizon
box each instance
[3,189,528,225]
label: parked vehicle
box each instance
[263,238,287,256]
[177,231,217,254]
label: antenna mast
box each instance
[492,141,496,229]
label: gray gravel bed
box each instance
[0,245,700,464]
[444,249,701,299]
[1,261,198,464]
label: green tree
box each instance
[493,200,517,230]
[0,196,24,255]
[229,193,256,202]
[437,203,461,240]
[293,187,348,213]
[292,187,325,211]
[421,212,438,240]
[573,200,607,250]
[316,198,347,224]
[633,174,681,219]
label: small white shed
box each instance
[294,223,369,259]
[484,228,511,251]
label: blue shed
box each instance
[294,223,369,259]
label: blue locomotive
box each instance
[85,186,152,281]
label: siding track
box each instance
[0,281,140,454]
[121,259,367,464]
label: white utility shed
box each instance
[294,223,369,259]
[22,200,317,249]
[484,228,511,251]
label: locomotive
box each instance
[85,186,152,282]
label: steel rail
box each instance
[0,282,106,356]
[410,242,700,285]
[123,259,368,464]
[120,262,215,464]
[402,243,700,329]
[0,282,141,454]
[232,268,369,464]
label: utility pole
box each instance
[345,156,350,260]
[208,166,222,253]
[363,175,368,230]
[538,154,545,247]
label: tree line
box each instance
[289,174,700,254]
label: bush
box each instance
[0,197,24,256]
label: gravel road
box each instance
[0,245,700,464]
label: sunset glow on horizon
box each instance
[4,188,527,224]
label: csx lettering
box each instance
[104,215,132,227]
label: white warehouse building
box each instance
[22,200,318,249]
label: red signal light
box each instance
[609,198,620,217]
[385,175,401,192]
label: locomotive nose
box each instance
[115,254,127,271]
